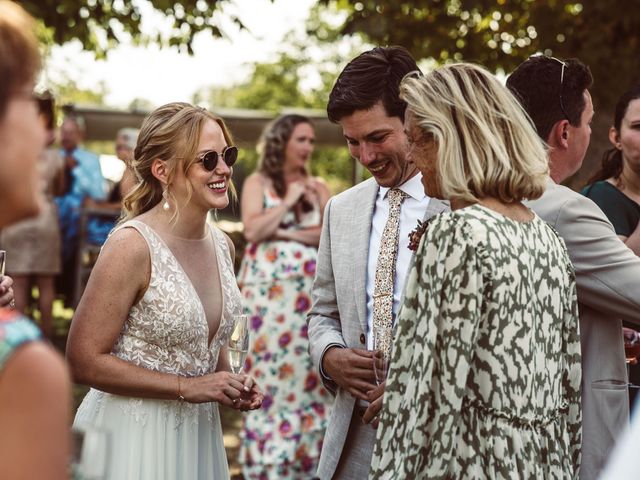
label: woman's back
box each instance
[372,204,581,479]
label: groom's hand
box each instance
[363,382,385,426]
[323,347,376,401]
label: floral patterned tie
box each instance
[372,188,409,358]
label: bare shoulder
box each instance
[3,342,70,397]
[311,176,330,193]
[89,225,151,294]
[243,172,266,189]
[99,225,150,266]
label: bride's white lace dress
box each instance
[74,220,241,479]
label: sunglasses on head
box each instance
[530,55,570,121]
[196,145,238,171]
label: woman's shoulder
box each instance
[309,175,328,189]
[421,205,513,251]
[420,210,477,248]
[0,311,42,370]
[101,220,151,265]
[428,206,491,234]
[581,180,622,200]
[243,172,268,188]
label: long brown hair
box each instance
[587,84,640,186]
[122,102,235,222]
[257,114,312,198]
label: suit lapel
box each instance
[352,180,378,333]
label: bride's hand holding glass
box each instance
[234,376,264,412]
[227,314,263,411]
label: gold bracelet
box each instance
[177,375,185,402]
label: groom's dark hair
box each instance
[327,46,421,123]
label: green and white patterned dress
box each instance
[370,204,581,479]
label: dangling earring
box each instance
[162,188,170,211]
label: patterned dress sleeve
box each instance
[370,213,485,479]
[560,244,582,472]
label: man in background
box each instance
[508,55,640,480]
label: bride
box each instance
[67,102,263,479]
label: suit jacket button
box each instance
[359,333,366,344]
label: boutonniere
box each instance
[408,219,429,251]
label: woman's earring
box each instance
[162,188,170,211]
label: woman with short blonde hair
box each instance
[370,63,581,478]
[399,63,548,205]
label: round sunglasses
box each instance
[196,145,238,171]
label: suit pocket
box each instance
[583,380,629,476]
[591,379,627,390]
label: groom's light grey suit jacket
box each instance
[308,178,448,479]
[527,179,640,480]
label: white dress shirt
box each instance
[365,172,431,349]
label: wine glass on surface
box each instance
[228,314,250,375]
[372,330,391,386]
[71,426,110,480]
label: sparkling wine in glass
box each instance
[228,314,250,374]
[372,330,391,385]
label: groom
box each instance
[308,46,449,479]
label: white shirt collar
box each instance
[378,172,426,202]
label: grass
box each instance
[43,298,245,477]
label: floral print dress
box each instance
[0,309,42,370]
[370,205,581,479]
[238,188,331,479]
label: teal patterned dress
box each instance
[0,309,42,370]
[237,188,331,479]
[370,204,581,479]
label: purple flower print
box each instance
[251,315,262,331]
[279,332,292,347]
[303,259,316,276]
[294,293,311,313]
[279,420,292,435]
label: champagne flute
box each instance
[228,314,250,374]
[372,329,391,386]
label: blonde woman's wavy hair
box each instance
[400,63,549,204]
[122,102,236,223]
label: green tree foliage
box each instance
[48,74,107,107]
[198,45,356,195]
[316,1,640,108]
[314,0,640,188]
[19,0,249,55]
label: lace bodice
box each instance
[111,220,241,377]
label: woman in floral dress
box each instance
[238,114,332,478]
[370,64,581,479]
